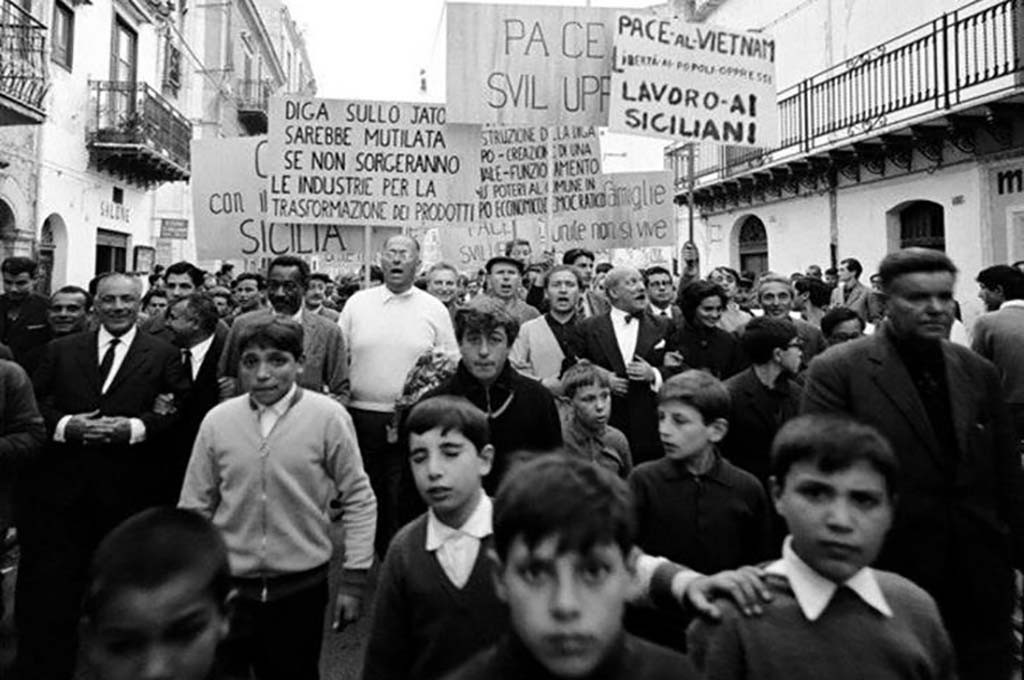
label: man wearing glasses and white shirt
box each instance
[339,235,458,556]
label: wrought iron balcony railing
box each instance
[0,0,48,125]
[235,78,273,134]
[669,0,1023,189]
[87,80,192,183]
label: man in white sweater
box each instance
[180,317,376,680]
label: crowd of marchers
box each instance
[0,241,1023,680]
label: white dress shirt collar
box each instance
[1000,300,1024,310]
[649,303,672,317]
[186,334,215,380]
[98,323,137,349]
[426,492,493,550]
[609,306,634,324]
[381,285,416,304]
[765,536,892,621]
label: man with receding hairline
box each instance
[340,234,458,555]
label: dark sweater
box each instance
[668,321,747,379]
[362,514,507,680]
[443,632,696,680]
[425,361,562,492]
[687,571,957,680]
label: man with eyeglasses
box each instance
[218,254,348,401]
[339,235,458,556]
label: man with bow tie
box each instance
[567,266,675,464]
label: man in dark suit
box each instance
[219,254,348,400]
[801,248,1024,680]
[564,247,609,319]
[568,266,672,464]
[15,271,190,680]
[0,256,52,375]
[163,291,229,503]
[644,265,683,322]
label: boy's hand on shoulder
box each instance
[685,566,772,620]
[332,592,362,632]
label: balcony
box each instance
[87,81,192,186]
[235,79,272,135]
[670,0,1024,208]
[0,0,49,125]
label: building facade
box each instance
[668,0,1024,326]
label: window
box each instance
[110,16,137,83]
[737,215,769,276]
[51,1,74,70]
[95,229,128,275]
[163,40,182,97]
[899,201,945,251]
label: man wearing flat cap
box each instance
[484,256,540,326]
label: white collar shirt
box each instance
[1000,300,1024,311]
[425,493,492,589]
[254,383,297,438]
[97,325,137,394]
[185,334,215,381]
[765,537,893,621]
[609,307,640,365]
[649,303,672,319]
[381,286,416,305]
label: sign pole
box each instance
[363,224,372,288]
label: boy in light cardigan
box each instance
[688,414,955,680]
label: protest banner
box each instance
[439,218,541,272]
[547,170,675,250]
[478,125,550,223]
[266,96,481,227]
[609,13,778,147]
[191,137,395,263]
[447,3,622,126]
[550,125,603,217]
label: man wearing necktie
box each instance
[644,265,682,322]
[15,272,189,680]
[567,267,674,464]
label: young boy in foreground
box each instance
[443,455,698,680]
[688,414,956,680]
[561,361,633,477]
[81,507,232,680]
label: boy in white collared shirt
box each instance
[688,413,956,680]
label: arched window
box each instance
[738,216,768,275]
[899,201,945,251]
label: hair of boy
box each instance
[208,285,233,302]
[141,288,168,307]
[643,265,672,284]
[544,263,583,288]
[755,272,793,298]
[820,307,866,339]
[976,264,1024,301]
[267,254,311,288]
[454,296,519,344]
[794,277,832,308]
[740,316,798,364]
[81,507,231,621]
[595,262,613,275]
[237,317,304,360]
[824,267,837,277]
[840,257,863,278]
[492,454,635,562]
[403,394,491,454]
[233,272,266,290]
[53,284,93,311]
[1,255,37,277]
[173,292,221,335]
[562,247,595,265]
[679,280,727,324]
[164,261,204,288]
[308,272,332,286]
[709,265,740,283]
[561,360,611,399]
[504,238,531,257]
[427,262,459,279]
[770,413,900,497]
[877,248,958,290]
[657,369,731,423]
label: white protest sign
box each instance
[479,125,550,224]
[447,3,623,126]
[609,13,778,147]
[547,170,675,250]
[439,219,541,272]
[191,137,391,262]
[266,96,481,227]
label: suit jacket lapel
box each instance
[596,315,626,375]
[105,333,149,395]
[868,333,944,466]
[82,331,102,395]
[943,344,975,464]
[635,316,664,359]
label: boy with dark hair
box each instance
[445,455,698,680]
[561,361,632,477]
[81,507,233,680]
[231,272,266,315]
[0,255,50,374]
[689,413,956,680]
[425,297,561,491]
[628,370,770,649]
[180,318,375,680]
[821,307,866,346]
